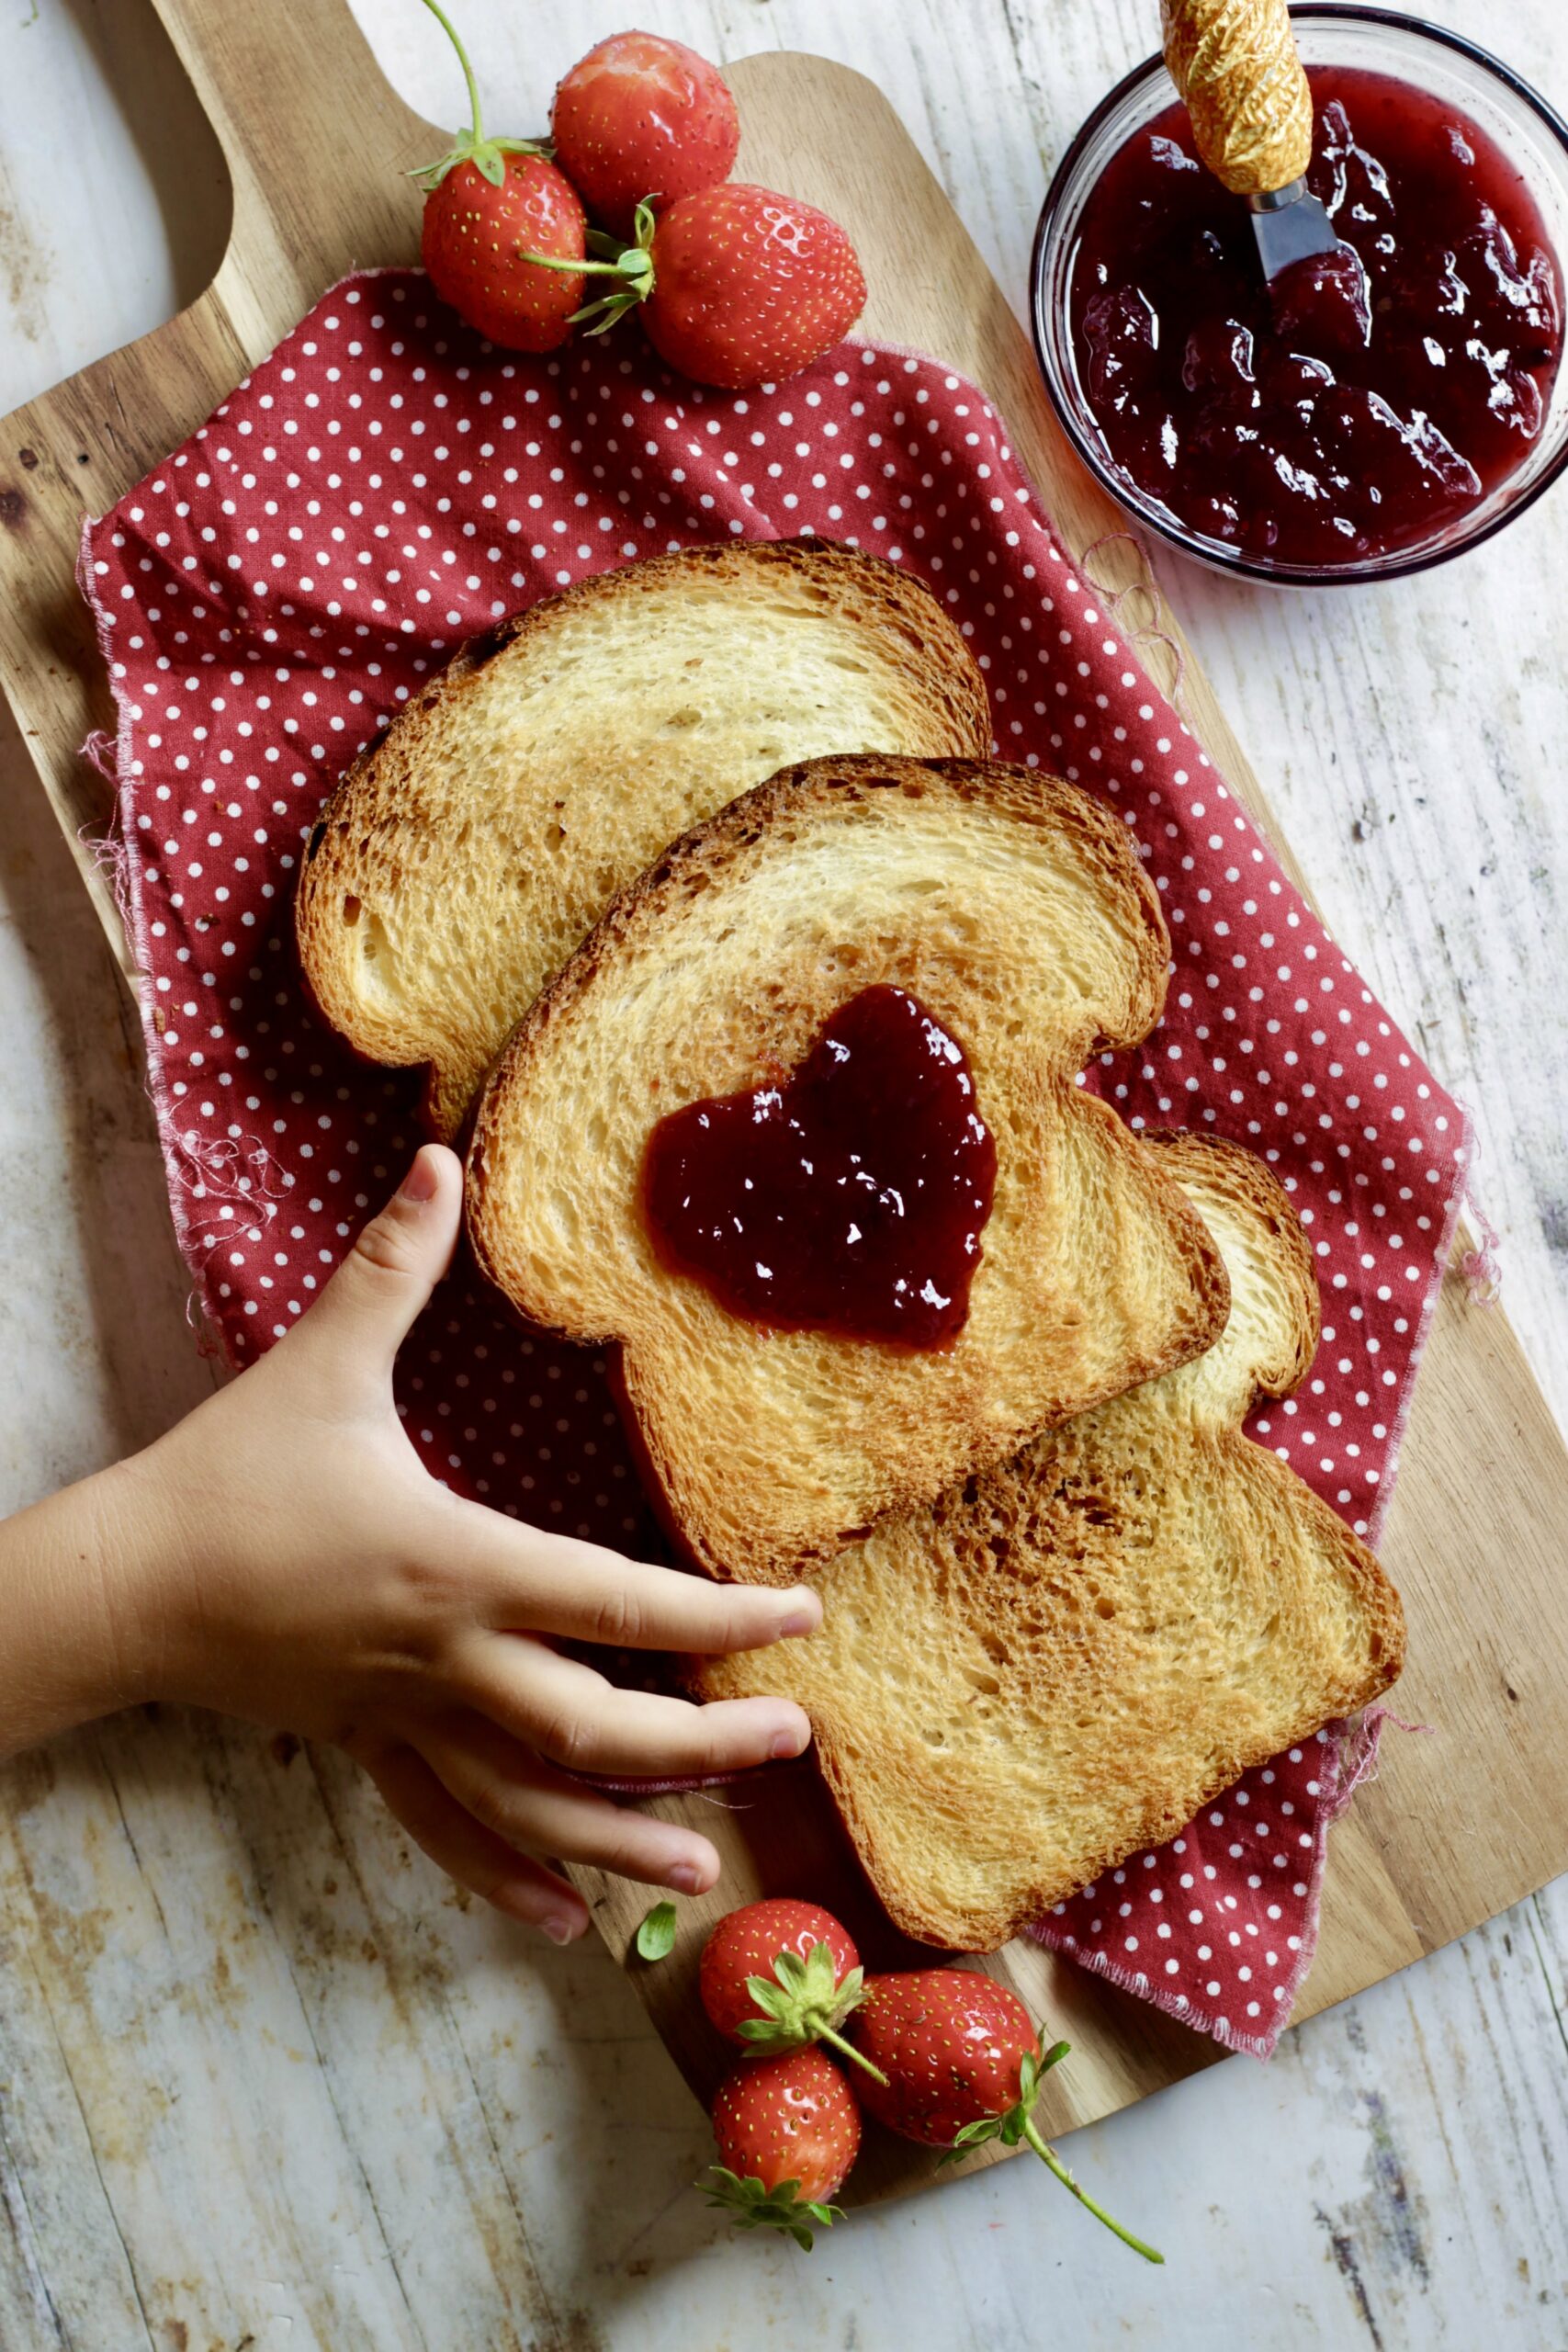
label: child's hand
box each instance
[8,1147,819,1944]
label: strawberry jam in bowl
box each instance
[1031,8,1568,583]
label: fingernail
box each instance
[398,1148,441,1204]
[667,1861,704,1894]
[770,1724,807,1760]
[541,1914,579,1945]
[778,1605,819,1639]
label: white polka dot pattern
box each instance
[80,270,1464,2055]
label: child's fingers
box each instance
[454,1634,811,1780]
[416,1716,723,1894]
[364,1738,591,1941]
[446,1505,823,1653]
[296,1145,463,1379]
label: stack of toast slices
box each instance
[297,538,1404,1954]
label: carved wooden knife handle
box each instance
[1160,0,1313,196]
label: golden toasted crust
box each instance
[467,753,1231,1587]
[294,538,991,1140]
[1161,0,1314,195]
[698,1133,1404,1950]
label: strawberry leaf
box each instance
[572,296,645,337]
[938,2031,1076,2166]
[741,1973,793,2020]
[701,2167,842,2250]
[954,2116,1004,2148]
[938,2114,1005,2168]
[996,2030,1072,2137]
[410,0,547,190]
[723,1945,886,2083]
[408,141,468,189]
[414,132,548,192]
[635,1900,678,1962]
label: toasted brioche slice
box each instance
[699,1134,1405,1950]
[296,539,989,1139]
[468,754,1230,1586]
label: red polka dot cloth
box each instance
[79,269,1464,2058]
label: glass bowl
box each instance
[1029,5,1568,585]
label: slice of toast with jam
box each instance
[467,754,1229,1587]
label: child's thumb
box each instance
[302,1145,464,1374]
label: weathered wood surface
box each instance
[0,0,1565,2344]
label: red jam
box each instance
[1068,67,1562,565]
[641,985,997,1348]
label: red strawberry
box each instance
[851,1971,1164,2264]
[552,30,739,239]
[556,186,866,390]
[705,2047,860,2249]
[698,1898,887,2085]
[413,3,586,351]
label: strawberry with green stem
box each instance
[698,1897,888,2086]
[850,1969,1165,2264]
[412,0,586,352]
[705,2046,860,2251]
[525,184,866,391]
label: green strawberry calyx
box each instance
[702,2166,843,2252]
[411,0,550,191]
[939,2033,1165,2265]
[521,201,660,333]
[732,1942,890,2086]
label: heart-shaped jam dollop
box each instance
[641,985,997,1347]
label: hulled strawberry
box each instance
[851,1970,1164,2263]
[705,2046,860,2249]
[552,30,739,239]
[413,1,586,351]
[698,1898,887,2085]
[548,185,866,390]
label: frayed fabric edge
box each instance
[74,512,298,1374]
[1453,1105,1503,1306]
[1026,1707,1430,2059]
[76,802,136,939]
[1458,1199,1503,1306]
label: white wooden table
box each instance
[2,4,1565,2346]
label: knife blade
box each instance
[1247,176,1340,280]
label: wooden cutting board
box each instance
[2,0,1565,2208]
